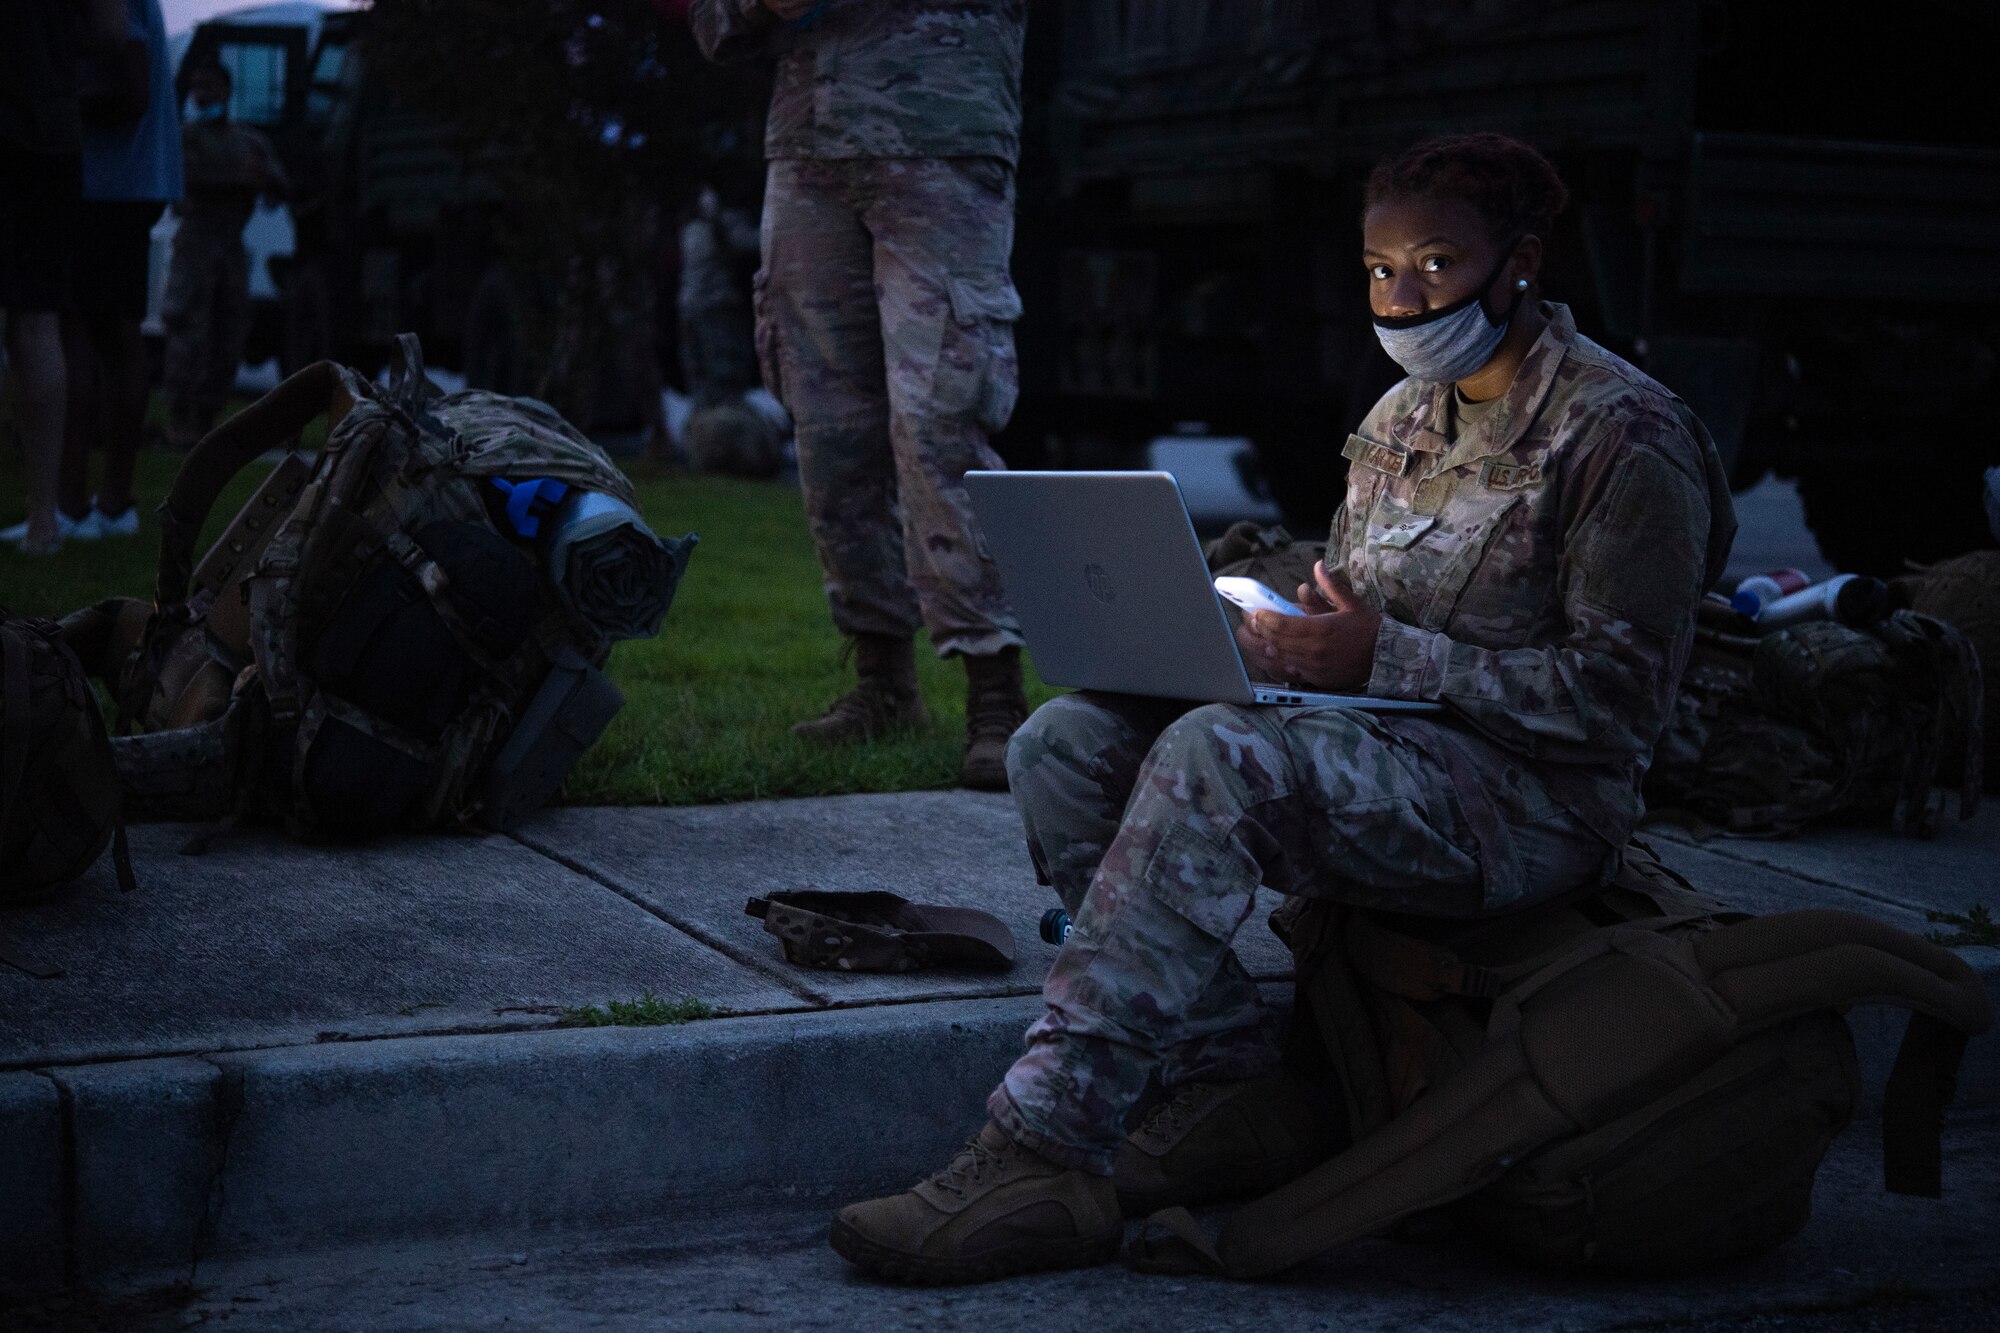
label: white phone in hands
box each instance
[1214,576,1306,618]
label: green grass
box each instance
[0,405,1059,805]
[1926,904,2000,948]
[559,992,715,1027]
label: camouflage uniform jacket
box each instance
[1334,303,1737,854]
[177,116,285,232]
[688,0,1026,164]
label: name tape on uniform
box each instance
[1344,433,1414,478]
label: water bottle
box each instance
[1728,567,1811,617]
[1756,574,1890,629]
[1039,908,1073,946]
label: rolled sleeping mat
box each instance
[542,489,696,641]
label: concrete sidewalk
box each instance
[2,790,1995,1324]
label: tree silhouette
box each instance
[366,0,765,424]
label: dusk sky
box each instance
[160,0,358,36]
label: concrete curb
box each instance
[4,952,1994,1298]
[5,996,1045,1294]
[0,1072,63,1292]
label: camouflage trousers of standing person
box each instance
[160,219,251,443]
[990,691,1618,1174]
[756,156,1024,659]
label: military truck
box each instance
[176,7,510,385]
[1010,0,2000,573]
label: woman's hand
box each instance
[1233,560,1383,691]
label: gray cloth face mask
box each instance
[1372,243,1524,384]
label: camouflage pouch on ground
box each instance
[2,609,134,977]
[1644,600,1982,836]
[1134,843,1992,1280]
[745,890,1015,973]
[1,610,129,903]
[86,334,693,840]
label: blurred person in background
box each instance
[160,57,284,450]
[676,177,787,478]
[676,181,760,411]
[691,0,1031,791]
[57,0,182,540]
[1,0,94,554]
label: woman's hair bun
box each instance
[1363,133,1570,242]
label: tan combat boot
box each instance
[830,1122,1122,1285]
[960,646,1027,790]
[1113,1071,1334,1217]
[792,633,930,744]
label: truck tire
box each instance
[464,267,528,395]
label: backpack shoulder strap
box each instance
[155,362,339,613]
[386,332,442,417]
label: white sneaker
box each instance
[1,512,79,547]
[91,504,140,538]
[68,502,140,541]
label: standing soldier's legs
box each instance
[200,243,253,433]
[680,301,758,410]
[677,309,720,408]
[761,159,929,743]
[160,225,219,447]
[865,157,1028,788]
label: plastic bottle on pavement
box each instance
[1755,574,1890,628]
[1729,567,1812,617]
[1040,908,1073,946]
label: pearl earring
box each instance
[1515,278,1529,290]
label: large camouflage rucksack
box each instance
[1897,550,2000,789]
[1644,599,1983,836]
[2,609,133,976]
[1133,844,1993,1279]
[76,335,692,839]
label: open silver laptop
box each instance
[965,471,1441,713]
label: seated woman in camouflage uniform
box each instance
[830,134,1738,1285]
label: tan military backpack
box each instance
[72,335,693,840]
[1134,843,1992,1280]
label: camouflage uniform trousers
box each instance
[160,217,251,437]
[756,156,1024,658]
[990,691,1614,1174]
